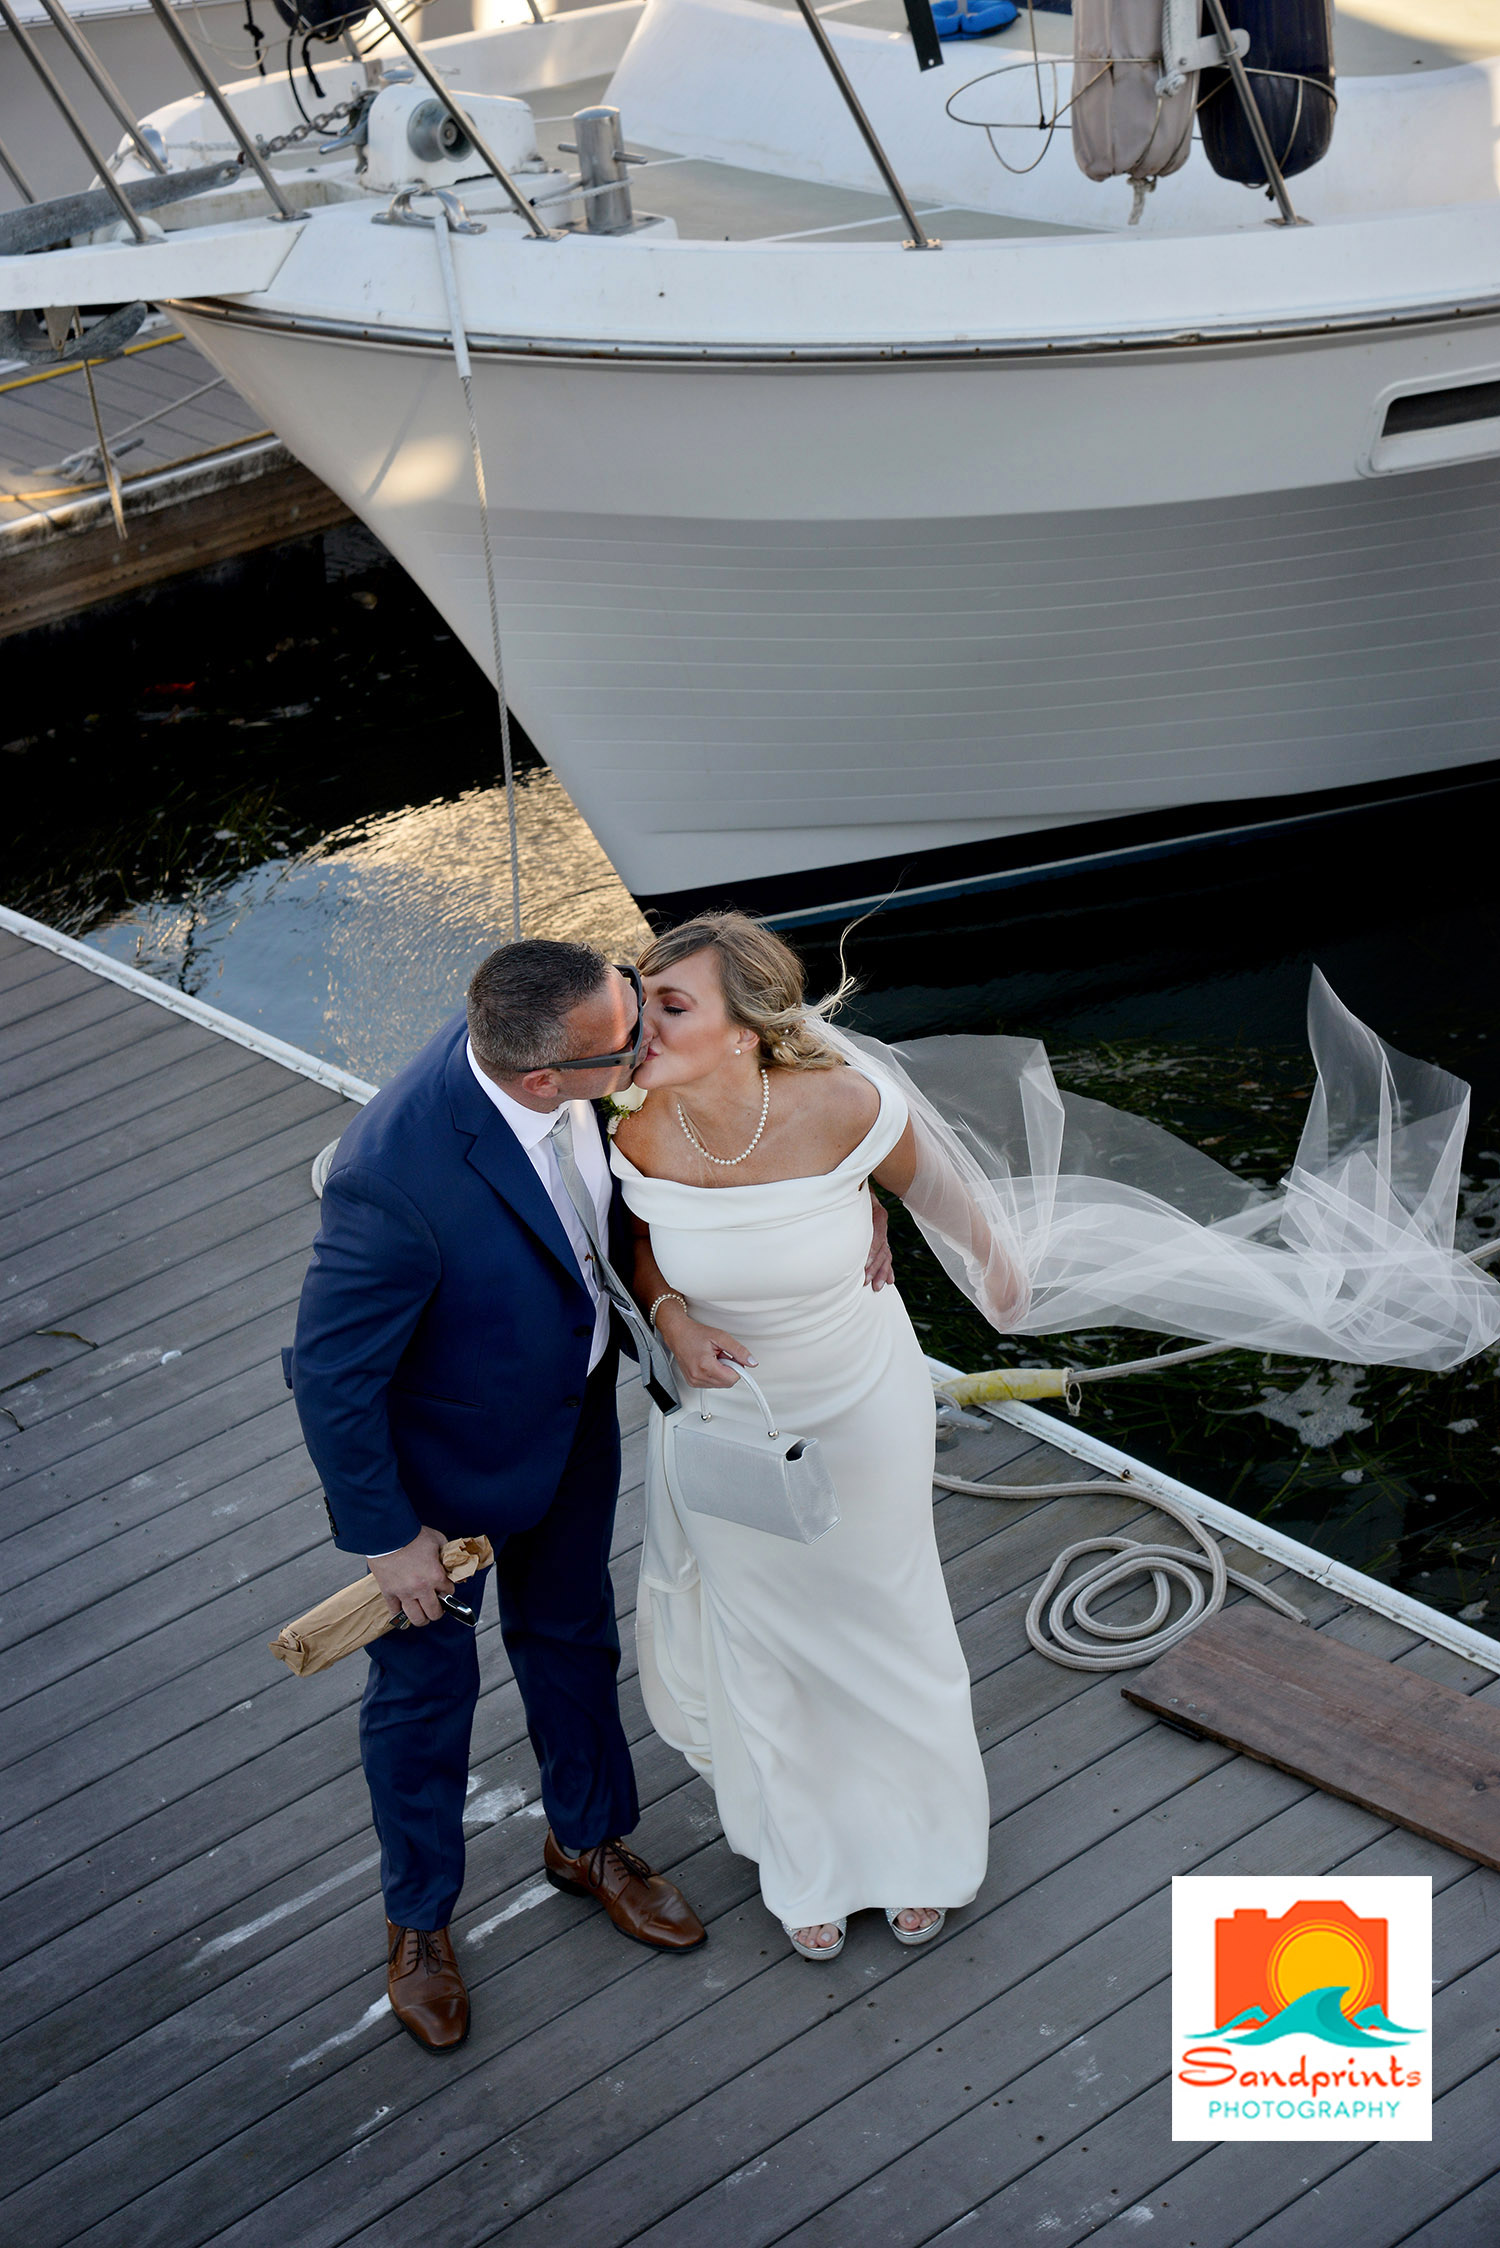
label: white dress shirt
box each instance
[464,1040,614,1375]
[366,1048,616,1559]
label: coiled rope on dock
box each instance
[932,1440,1303,1670]
[932,1234,1500,1669]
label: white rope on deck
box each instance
[932,1219,1497,1664]
[927,1353,1500,1677]
[933,1442,1303,1670]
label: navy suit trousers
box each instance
[359,1360,639,1930]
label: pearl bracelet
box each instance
[648,1290,687,1329]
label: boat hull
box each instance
[173,300,1500,917]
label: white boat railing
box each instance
[0,0,567,247]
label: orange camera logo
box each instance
[1217,1898,1388,2030]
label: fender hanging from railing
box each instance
[1198,0,1336,193]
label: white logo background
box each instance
[1172,1875,1432,2142]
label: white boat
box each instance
[8,0,1500,921]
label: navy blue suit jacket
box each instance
[287,1012,633,1556]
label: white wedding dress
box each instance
[609,973,1500,1931]
[612,1072,991,1931]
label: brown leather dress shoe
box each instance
[543,1831,707,1951]
[386,1920,470,2053]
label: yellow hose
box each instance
[939,1366,1072,1404]
[0,331,185,395]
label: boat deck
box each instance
[6,0,1494,630]
[528,71,1070,243]
[2,914,1499,2248]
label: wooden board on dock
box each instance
[4,915,1500,2247]
[1124,1603,1500,1872]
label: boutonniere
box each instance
[600,1085,648,1136]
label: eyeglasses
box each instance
[545,963,646,1073]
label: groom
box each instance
[287,939,705,2056]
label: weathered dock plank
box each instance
[1,1398,310,1589]
[5,1057,324,1210]
[2,918,1497,2248]
[1126,1605,1500,1869]
[0,1460,326,1735]
[23,1600,1250,2248]
[1395,2165,1500,2247]
[1,1103,345,1303]
[0,940,70,996]
[0,1039,268,1184]
[0,1014,237,1131]
[0,979,143,1067]
[0,995,215,1107]
[0,961,84,1029]
[0,1204,338,1396]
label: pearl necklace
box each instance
[676,1068,771,1168]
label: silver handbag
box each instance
[662,1368,839,1544]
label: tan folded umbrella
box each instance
[269,1536,494,1676]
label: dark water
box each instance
[6,526,1497,1637]
[799,801,1500,1643]
[1,525,647,1083]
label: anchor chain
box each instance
[255,94,363,157]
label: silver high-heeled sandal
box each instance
[784,1918,846,1961]
[885,1907,946,1947]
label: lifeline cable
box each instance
[430,202,523,941]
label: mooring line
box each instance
[429,197,523,941]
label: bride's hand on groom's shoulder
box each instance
[655,1301,757,1390]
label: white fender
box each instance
[1071,0,1197,184]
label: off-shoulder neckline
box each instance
[610,1070,899,1191]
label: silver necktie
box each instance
[548,1107,679,1408]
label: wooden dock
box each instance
[0,328,349,638]
[2,912,1499,2248]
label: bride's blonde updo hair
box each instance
[637,911,851,1071]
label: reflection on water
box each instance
[90,770,648,1085]
[2,520,647,1086]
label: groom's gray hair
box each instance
[467,938,612,1077]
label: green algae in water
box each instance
[888,1036,1500,1642]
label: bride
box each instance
[611,912,1022,1960]
[611,911,1500,1963]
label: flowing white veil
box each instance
[815,970,1500,1373]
